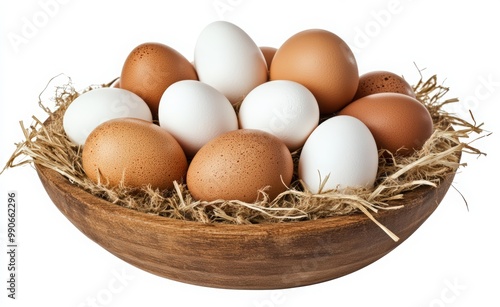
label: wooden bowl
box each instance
[36,163,456,289]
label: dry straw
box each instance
[1,71,487,241]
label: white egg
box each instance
[194,21,268,105]
[63,87,152,146]
[158,80,238,157]
[298,115,379,193]
[239,80,319,151]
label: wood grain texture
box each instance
[36,163,456,289]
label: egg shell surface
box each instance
[270,29,359,114]
[187,129,293,203]
[63,87,152,146]
[298,115,379,193]
[353,70,416,100]
[158,80,238,157]
[339,92,433,156]
[194,21,268,105]
[82,118,188,190]
[120,42,198,118]
[238,80,319,151]
[259,46,277,71]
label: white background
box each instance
[0,0,498,306]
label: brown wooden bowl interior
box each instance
[35,161,457,289]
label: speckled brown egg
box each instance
[82,118,188,190]
[353,70,415,100]
[259,46,277,70]
[269,29,359,114]
[120,42,198,118]
[186,129,293,202]
[338,93,433,156]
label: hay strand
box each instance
[1,72,487,242]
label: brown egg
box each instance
[120,42,198,118]
[111,78,120,88]
[353,70,415,100]
[82,118,188,190]
[338,93,433,156]
[270,29,358,114]
[186,129,293,202]
[259,46,277,70]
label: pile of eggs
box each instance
[63,21,433,203]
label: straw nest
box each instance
[1,71,487,241]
